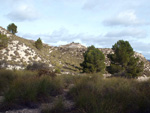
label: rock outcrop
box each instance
[60,42,86,49]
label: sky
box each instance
[0,0,150,59]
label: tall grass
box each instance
[4,76,62,104]
[1,70,150,113]
[0,69,37,94]
[69,75,150,113]
[0,70,16,94]
[0,70,63,111]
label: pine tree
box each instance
[35,38,43,50]
[7,23,17,34]
[107,40,144,78]
[80,45,105,73]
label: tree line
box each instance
[80,40,144,78]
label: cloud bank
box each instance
[6,4,39,22]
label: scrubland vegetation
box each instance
[0,69,63,111]
[69,75,150,113]
[0,69,150,113]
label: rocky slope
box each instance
[0,26,150,76]
[0,26,86,72]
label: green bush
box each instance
[0,34,8,50]
[107,40,144,78]
[80,45,105,73]
[55,68,61,74]
[35,38,43,50]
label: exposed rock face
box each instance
[0,40,42,69]
[0,27,51,70]
[0,27,13,38]
[99,48,113,66]
[0,26,150,76]
[60,42,86,49]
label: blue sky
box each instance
[0,0,150,59]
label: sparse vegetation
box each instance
[0,34,8,50]
[26,62,49,71]
[80,45,105,73]
[55,68,61,74]
[41,97,65,113]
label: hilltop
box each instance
[0,26,150,76]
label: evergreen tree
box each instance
[35,38,43,50]
[107,40,144,78]
[0,34,8,50]
[80,45,105,73]
[7,23,17,34]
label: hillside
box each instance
[0,26,150,76]
[0,26,86,73]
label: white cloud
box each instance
[6,4,39,22]
[103,10,148,26]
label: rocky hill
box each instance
[0,26,150,76]
[0,26,86,73]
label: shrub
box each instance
[69,75,150,113]
[3,76,62,109]
[80,45,105,73]
[41,97,65,113]
[26,62,49,71]
[107,40,144,78]
[35,38,43,50]
[55,68,61,74]
[0,34,8,50]
[0,70,16,94]
[26,62,56,77]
